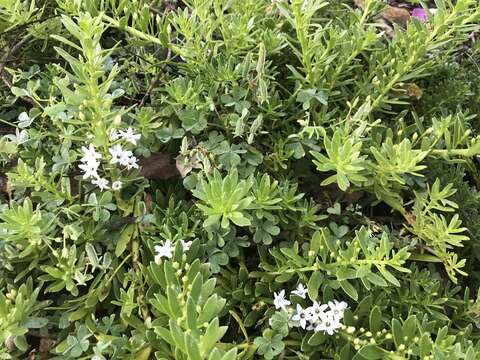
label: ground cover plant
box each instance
[1,0,480,359]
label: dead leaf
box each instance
[404,212,416,225]
[175,154,201,178]
[403,83,423,99]
[139,153,180,180]
[39,337,57,360]
[353,0,365,9]
[4,336,15,352]
[0,173,8,195]
[381,6,411,26]
[353,1,410,37]
[39,337,57,354]
[144,192,153,213]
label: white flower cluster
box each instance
[154,239,192,263]
[78,127,140,190]
[272,285,348,336]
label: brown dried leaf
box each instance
[175,154,202,178]
[0,173,7,195]
[139,153,180,180]
[404,212,417,225]
[39,337,57,360]
[27,350,36,360]
[376,18,395,38]
[144,192,153,213]
[353,0,365,9]
[380,6,410,26]
[403,83,423,99]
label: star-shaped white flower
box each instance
[92,177,109,190]
[306,301,328,323]
[292,304,308,329]
[79,162,99,179]
[18,112,30,122]
[110,129,120,141]
[109,144,129,165]
[81,144,101,163]
[291,283,308,299]
[119,127,141,145]
[112,180,122,191]
[181,240,192,251]
[328,300,348,320]
[273,289,291,310]
[154,240,173,263]
[314,311,342,335]
[125,155,139,170]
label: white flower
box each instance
[292,304,308,329]
[109,144,128,165]
[291,283,308,299]
[18,112,30,122]
[119,127,141,145]
[5,129,29,144]
[328,300,348,320]
[81,144,101,163]
[181,240,192,251]
[79,162,99,179]
[125,155,139,170]
[154,240,173,263]
[92,177,110,190]
[273,289,291,310]
[112,180,122,191]
[314,312,342,335]
[306,301,328,323]
[110,129,120,141]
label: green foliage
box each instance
[148,257,237,359]
[0,279,49,355]
[311,128,369,191]
[407,179,469,282]
[192,169,254,229]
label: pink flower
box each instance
[411,8,428,23]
